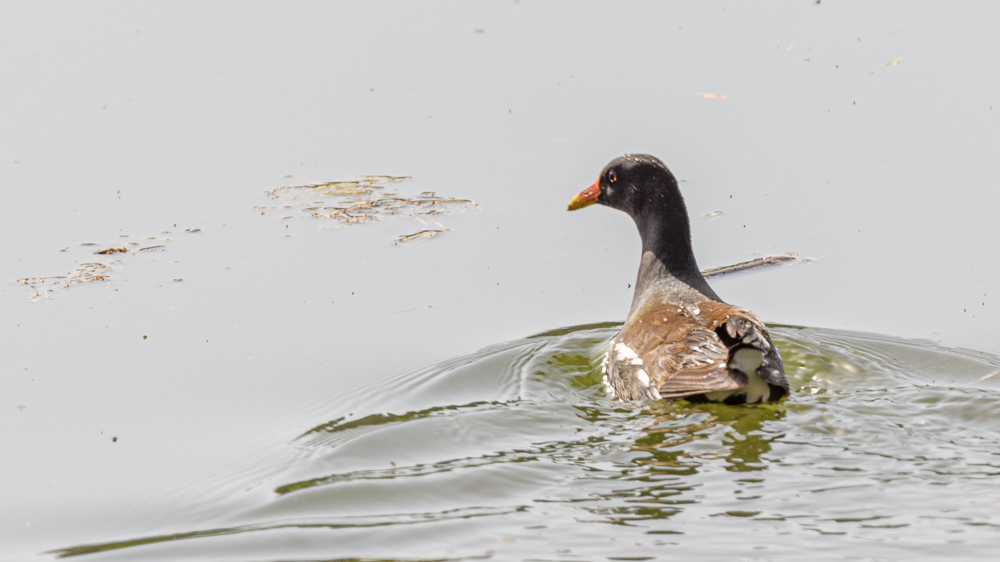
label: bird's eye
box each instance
[608,170,617,183]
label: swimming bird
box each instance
[568,154,788,404]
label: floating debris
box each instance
[184,228,201,233]
[887,58,903,66]
[95,246,128,255]
[265,176,409,199]
[702,253,800,278]
[259,176,477,242]
[18,231,177,301]
[703,211,723,218]
[700,93,728,99]
[15,263,111,300]
[393,229,448,245]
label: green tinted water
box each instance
[53,325,1000,561]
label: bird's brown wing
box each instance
[621,302,788,400]
[649,328,748,399]
[619,306,745,399]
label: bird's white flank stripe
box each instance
[613,342,644,366]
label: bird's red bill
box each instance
[567,180,599,211]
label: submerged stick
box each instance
[974,370,1000,384]
[702,253,798,278]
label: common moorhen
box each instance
[568,154,788,404]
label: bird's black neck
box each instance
[626,201,722,321]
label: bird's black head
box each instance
[568,154,684,221]
[568,153,718,300]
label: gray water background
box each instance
[2,1,1000,560]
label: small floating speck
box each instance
[172,278,183,282]
[703,211,723,218]
[185,228,201,233]
[95,246,128,255]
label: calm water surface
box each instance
[52,324,1000,561]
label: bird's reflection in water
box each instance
[616,400,783,471]
[565,400,785,526]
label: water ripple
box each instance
[53,324,1000,561]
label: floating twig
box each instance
[702,253,799,278]
[393,229,448,245]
